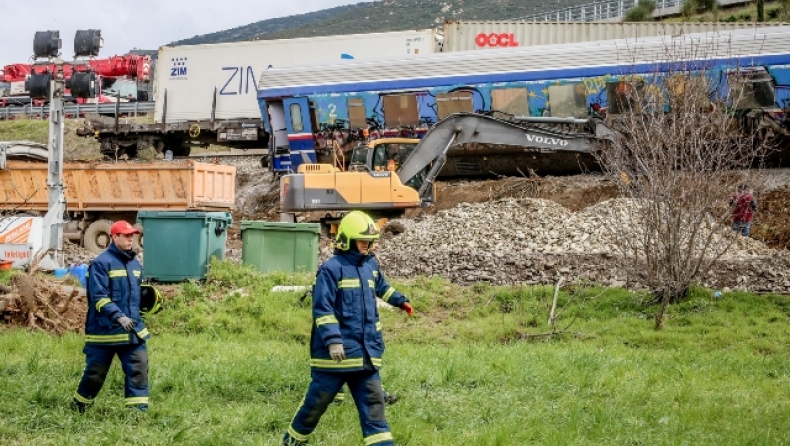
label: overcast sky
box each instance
[0,0,375,67]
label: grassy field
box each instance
[1,262,790,445]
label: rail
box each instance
[516,0,750,22]
[0,101,155,120]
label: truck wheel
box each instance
[83,219,114,254]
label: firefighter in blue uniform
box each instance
[282,211,413,446]
[72,220,151,413]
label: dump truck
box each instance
[0,159,235,253]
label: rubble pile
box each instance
[0,273,86,333]
[376,198,789,292]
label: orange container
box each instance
[0,260,13,271]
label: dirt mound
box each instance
[753,187,790,250]
[405,174,619,218]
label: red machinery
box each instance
[0,54,151,105]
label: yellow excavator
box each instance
[279,112,614,223]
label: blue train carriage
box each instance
[257,26,790,175]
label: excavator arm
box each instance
[397,112,614,204]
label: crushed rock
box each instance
[375,197,789,292]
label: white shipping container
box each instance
[153,29,439,123]
[442,21,788,52]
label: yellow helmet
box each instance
[335,211,380,251]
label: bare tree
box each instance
[593,34,771,329]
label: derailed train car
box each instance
[257,27,790,176]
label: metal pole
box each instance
[40,57,66,270]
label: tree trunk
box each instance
[758,0,765,22]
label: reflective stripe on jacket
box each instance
[310,249,407,372]
[84,243,150,345]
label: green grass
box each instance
[2,261,790,445]
[0,118,102,160]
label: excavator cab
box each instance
[348,138,420,172]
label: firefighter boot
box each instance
[71,398,89,414]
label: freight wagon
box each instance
[78,29,439,158]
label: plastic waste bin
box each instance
[137,211,232,282]
[69,263,88,287]
[241,221,321,273]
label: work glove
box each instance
[401,302,414,316]
[329,343,345,362]
[116,316,135,332]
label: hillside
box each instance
[173,3,367,45]
[172,0,589,45]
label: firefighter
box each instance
[72,220,150,413]
[282,211,413,446]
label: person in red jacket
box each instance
[731,184,757,237]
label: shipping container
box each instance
[0,160,235,252]
[442,21,788,52]
[153,29,439,123]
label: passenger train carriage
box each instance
[257,27,790,175]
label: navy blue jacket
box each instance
[84,243,150,345]
[310,249,407,372]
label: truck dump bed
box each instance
[0,160,235,212]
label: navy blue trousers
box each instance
[74,342,149,408]
[283,369,393,445]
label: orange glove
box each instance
[402,302,414,316]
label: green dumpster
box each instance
[137,211,232,282]
[241,221,321,273]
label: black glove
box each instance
[116,316,134,332]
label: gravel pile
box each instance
[375,198,788,291]
[380,198,771,257]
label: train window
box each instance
[436,91,473,118]
[548,84,588,118]
[348,98,367,129]
[289,103,304,132]
[491,88,529,117]
[729,70,776,109]
[606,80,645,115]
[383,94,419,127]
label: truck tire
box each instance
[83,219,114,254]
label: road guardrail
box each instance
[0,101,154,120]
